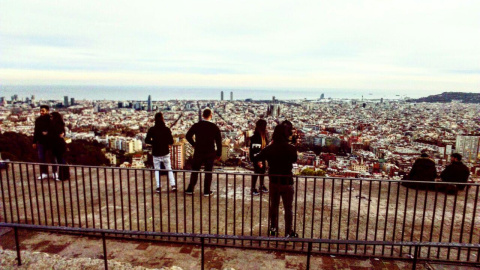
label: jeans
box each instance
[252,161,266,189]
[186,155,215,194]
[37,143,49,175]
[269,182,294,236]
[153,154,176,188]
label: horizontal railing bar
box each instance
[2,222,479,249]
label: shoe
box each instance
[203,191,214,197]
[268,228,277,237]
[155,187,161,193]
[252,188,259,196]
[261,186,269,193]
[53,173,60,181]
[37,173,48,180]
[287,231,299,238]
[171,185,177,192]
[185,190,193,195]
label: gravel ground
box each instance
[0,247,184,270]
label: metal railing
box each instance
[1,161,479,264]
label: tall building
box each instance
[320,93,325,99]
[64,96,69,107]
[221,91,224,101]
[148,95,152,111]
[70,98,75,106]
[455,135,480,162]
[169,142,185,169]
[230,91,233,101]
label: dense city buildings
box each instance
[1,93,479,181]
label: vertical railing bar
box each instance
[19,163,28,224]
[166,169,171,240]
[328,178,335,253]
[174,171,179,235]
[102,232,108,270]
[233,174,237,246]
[119,168,125,231]
[364,179,373,254]
[427,185,440,258]
[419,187,429,259]
[97,167,103,230]
[81,167,88,228]
[60,170,67,227]
[437,185,449,259]
[391,181,401,257]
[26,163,35,224]
[39,165,48,225]
[201,237,205,270]
[45,164,54,225]
[104,167,110,230]
[11,163,21,223]
[112,168,117,231]
[345,178,353,254]
[306,241,312,270]
[412,245,419,270]
[355,179,363,255]
[14,226,21,266]
[0,162,9,223]
[319,177,326,252]
[224,173,228,244]
[150,169,155,234]
[382,181,392,256]
[467,185,479,261]
[5,164,14,223]
[74,167,81,227]
[373,181,381,255]
[446,189,459,260]
[68,167,74,227]
[216,172,220,245]
[400,184,409,257]
[32,164,42,225]
[132,168,137,232]
[310,177,317,251]
[337,178,344,253]
[89,167,95,228]
[457,186,470,261]
[142,169,146,233]
[159,169,164,236]
[408,186,420,256]
[301,176,308,250]
[53,170,60,226]
[182,171,187,239]
[241,174,245,247]
[199,171,203,236]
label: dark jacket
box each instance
[33,114,51,145]
[49,121,66,154]
[145,125,174,156]
[186,120,222,158]
[255,141,297,185]
[408,157,437,181]
[440,161,470,188]
[249,132,268,161]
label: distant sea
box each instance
[1,85,427,101]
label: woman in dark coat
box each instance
[50,112,68,181]
[249,119,269,195]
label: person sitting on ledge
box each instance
[440,153,470,192]
[402,152,437,190]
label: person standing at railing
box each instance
[249,119,269,196]
[185,108,222,197]
[145,112,177,192]
[32,105,52,180]
[49,112,69,181]
[255,124,298,238]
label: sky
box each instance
[0,0,479,95]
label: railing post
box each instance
[306,242,312,270]
[412,245,419,270]
[102,232,108,270]
[201,237,205,270]
[14,227,21,266]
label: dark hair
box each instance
[40,105,50,111]
[203,109,212,119]
[50,112,65,127]
[272,124,287,143]
[281,120,293,138]
[255,119,267,138]
[420,153,429,158]
[452,153,462,161]
[155,112,165,127]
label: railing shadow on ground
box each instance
[1,161,479,265]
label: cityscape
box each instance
[1,90,479,182]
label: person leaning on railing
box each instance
[255,124,298,238]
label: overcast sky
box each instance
[1,0,479,94]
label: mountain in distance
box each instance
[407,92,480,103]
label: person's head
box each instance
[40,105,49,116]
[281,120,293,138]
[203,109,212,120]
[50,111,63,124]
[255,119,267,137]
[420,153,429,158]
[272,124,287,143]
[154,112,165,126]
[451,153,462,162]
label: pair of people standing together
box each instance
[33,105,68,181]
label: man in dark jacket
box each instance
[255,124,298,238]
[440,153,470,191]
[402,153,437,189]
[185,109,222,196]
[145,112,176,192]
[32,105,51,180]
